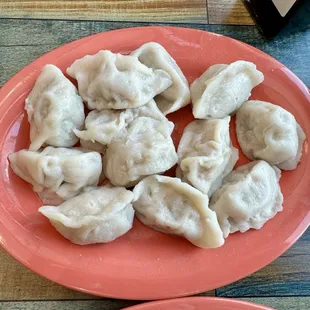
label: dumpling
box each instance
[75,108,132,153]
[75,100,167,152]
[39,185,134,245]
[132,175,224,248]
[210,160,283,238]
[80,139,107,154]
[176,117,238,196]
[25,64,85,151]
[131,42,190,115]
[191,61,264,119]
[67,50,172,110]
[128,98,169,121]
[236,100,306,170]
[103,117,177,187]
[9,147,102,205]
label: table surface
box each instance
[0,1,309,309]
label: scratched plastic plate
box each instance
[0,27,309,300]
[124,297,274,310]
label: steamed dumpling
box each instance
[9,147,102,205]
[80,139,107,154]
[25,64,85,151]
[75,100,168,152]
[210,161,283,238]
[133,175,224,248]
[103,117,177,187]
[67,50,172,110]
[176,117,238,196]
[75,108,132,153]
[39,185,134,245]
[191,61,264,119]
[236,100,306,170]
[131,42,190,115]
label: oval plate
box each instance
[124,297,274,310]
[0,27,309,300]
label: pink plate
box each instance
[0,27,309,300]
[123,297,274,310]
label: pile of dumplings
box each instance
[9,42,306,248]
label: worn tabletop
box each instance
[0,1,309,309]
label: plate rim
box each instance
[0,26,309,300]
[122,296,275,310]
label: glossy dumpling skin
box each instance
[210,161,283,238]
[191,61,264,119]
[133,175,224,248]
[9,147,102,205]
[131,42,190,115]
[103,117,177,187]
[75,100,167,153]
[39,186,134,245]
[176,117,238,196]
[67,50,172,110]
[236,100,306,170]
[25,64,85,151]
